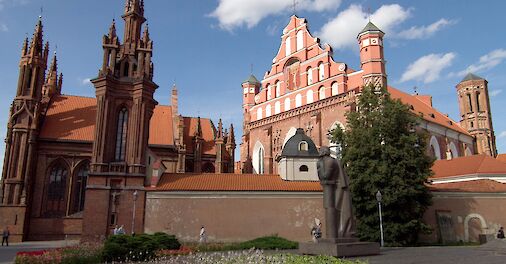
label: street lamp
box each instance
[376,190,384,247]
[132,190,138,235]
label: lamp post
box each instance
[132,190,138,235]
[376,190,384,247]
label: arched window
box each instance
[319,86,325,100]
[297,30,304,51]
[285,36,291,57]
[267,84,272,100]
[275,101,281,114]
[318,63,325,81]
[257,107,263,120]
[115,107,129,161]
[284,98,291,111]
[275,81,281,98]
[299,165,309,172]
[430,136,441,160]
[307,67,313,85]
[71,162,89,214]
[331,82,339,96]
[46,163,69,217]
[299,141,309,151]
[306,90,314,104]
[266,105,272,117]
[296,94,302,107]
[449,142,459,159]
[253,141,265,175]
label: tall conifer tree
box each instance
[331,85,433,245]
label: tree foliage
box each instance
[331,85,433,246]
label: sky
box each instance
[0,0,505,168]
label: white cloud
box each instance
[456,49,506,76]
[79,78,91,86]
[499,131,506,139]
[400,53,456,83]
[396,18,456,39]
[209,0,341,31]
[318,4,410,50]
[490,89,503,97]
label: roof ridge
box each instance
[59,94,96,100]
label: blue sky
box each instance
[0,0,505,165]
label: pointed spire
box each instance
[21,37,29,57]
[49,51,58,73]
[29,16,44,56]
[108,19,117,39]
[195,117,202,138]
[217,119,223,138]
[142,23,150,43]
[228,124,235,146]
[124,0,144,15]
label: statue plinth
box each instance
[299,146,380,257]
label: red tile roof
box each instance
[429,179,506,193]
[149,173,323,192]
[388,87,470,136]
[183,117,216,155]
[39,95,174,146]
[431,155,506,179]
[497,154,506,163]
[39,95,97,141]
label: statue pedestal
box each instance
[299,238,380,257]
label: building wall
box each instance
[421,192,506,243]
[144,191,324,242]
[278,157,318,181]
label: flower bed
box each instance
[15,245,102,264]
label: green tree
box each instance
[331,85,433,246]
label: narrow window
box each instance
[306,90,314,104]
[123,62,130,77]
[72,163,89,214]
[296,30,304,51]
[307,67,313,85]
[267,85,272,100]
[46,164,68,217]
[284,98,291,111]
[296,94,302,107]
[115,108,129,161]
[319,63,325,81]
[285,36,291,57]
[319,86,325,100]
[467,94,473,112]
[275,101,281,114]
[266,105,272,117]
[258,148,264,174]
[275,81,281,98]
[476,92,481,112]
[331,82,339,96]
[257,107,263,120]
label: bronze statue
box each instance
[317,146,355,240]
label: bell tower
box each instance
[357,22,387,89]
[456,73,497,157]
[0,17,49,242]
[83,0,158,241]
[240,75,260,173]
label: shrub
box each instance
[236,235,298,250]
[102,232,181,262]
[15,245,102,264]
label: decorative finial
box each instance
[413,86,418,95]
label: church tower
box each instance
[357,22,387,89]
[240,75,260,173]
[456,73,497,157]
[83,0,158,240]
[0,17,49,241]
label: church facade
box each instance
[240,16,496,175]
[0,0,235,242]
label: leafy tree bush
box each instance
[195,235,298,252]
[102,232,180,262]
[331,85,433,246]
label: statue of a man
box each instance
[317,146,355,239]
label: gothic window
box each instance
[25,67,33,95]
[258,147,264,174]
[284,98,291,111]
[318,63,325,81]
[266,104,272,117]
[123,62,130,77]
[275,81,281,98]
[267,84,272,100]
[306,90,314,104]
[476,92,481,112]
[71,162,89,214]
[285,36,291,57]
[253,141,265,175]
[429,136,441,160]
[257,107,263,120]
[331,82,339,96]
[307,67,313,85]
[299,165,309,172]
[319,86,325,100]
[296,94,302,107]
[467,94,473,112]
[296,30,304,51]
[275,101,281,114]
[115,107,129,161]
[45,163,69,217]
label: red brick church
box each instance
[0,1,505,244]
[0,0,235,242]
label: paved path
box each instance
[0,240,78,264]
[351,240,506,264]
